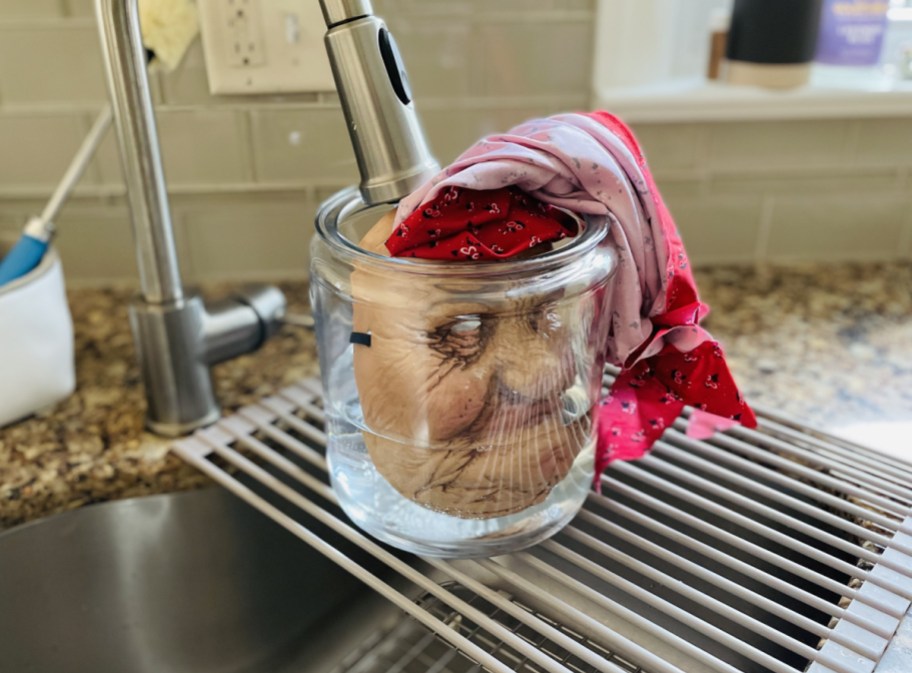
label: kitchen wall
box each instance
[0,0,909,286]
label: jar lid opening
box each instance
[315,187,611,278]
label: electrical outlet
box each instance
[198,0,335,95]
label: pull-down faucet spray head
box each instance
[319,0,439,205]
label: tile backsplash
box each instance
[0,0,909,286]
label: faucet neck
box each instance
[95,0,183,305]
[320,0,373,27]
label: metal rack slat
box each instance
[595,474,866,606]
[172,375,912,673]
[220,403,645,673]
[655,439,898,549]
[664,426,902,533]
[197,434,580,673]
[179,443,513,673]
[638,452,912,584]
[569,510,877,661]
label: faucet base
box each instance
[130,296,220,437]
[130,286,288,437]
[146,409,221,438]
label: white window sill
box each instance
[595,78,912,124]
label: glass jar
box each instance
[311,188,618,558]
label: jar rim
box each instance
[314,187,611,278]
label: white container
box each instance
[0,239,75,427]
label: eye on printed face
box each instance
[351,212,595,519]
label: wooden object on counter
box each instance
[707,10,730,81]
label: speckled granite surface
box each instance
[0,262,910,528]
[0,283,318,529]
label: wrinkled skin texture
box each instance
[351,211,593,519]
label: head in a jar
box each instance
[351,209,600,520]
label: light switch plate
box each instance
[197,0,335,95]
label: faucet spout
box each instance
[95,0,286,436]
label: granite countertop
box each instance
[1,262,910,529]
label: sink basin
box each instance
[0,489,400,673]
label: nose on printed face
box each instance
[490,310,577,401]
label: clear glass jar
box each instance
[311,188,617,558]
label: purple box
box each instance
[816,0,890,66]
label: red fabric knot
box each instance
[385,186,578,260]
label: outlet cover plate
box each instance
[198,0,335,95]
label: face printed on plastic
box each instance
[351,211,595,519]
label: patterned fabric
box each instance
[385,110,757,478]
[386,185,578,260]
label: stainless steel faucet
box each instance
[95,0,286,436]
[94,0,436,436]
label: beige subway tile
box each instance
[552,0,594,10]
[181,196,314,281]
[853,119,912,168]
[63,0,94,16]
[766,196,907,262]
[0,210,29,236]
[375,0,474,16]
[390,19,475,100]
[418,107,475,165]
[92,124,127,188]
[156,39,216,105]
[0,113,90,188]
[0,222,22,240]
[471,104,587,136]
[0,200,43,231]
[471,0,561,12]
[153,109,250,185]
[93,109,246,186]
[249,107,357,184]
[420,102,591,163]
[477,20,593,98]
[53,207,139,283]
[654,179,705,211]
[0,1,63,18]
[711,169,902,197]
[631,123,707,177]
[708,120,851,172]
[0,23,106,104]
[671,198,763,266]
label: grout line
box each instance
[0,17,96,28]
[238,109,258,183]
[386,10,593,22]
[0,181,354,201]
[0,95,592,116]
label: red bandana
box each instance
[385,185,578,260]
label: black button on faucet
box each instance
[378,28,412,105]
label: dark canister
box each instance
[726,0,825,88]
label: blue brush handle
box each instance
[0,218,51,286]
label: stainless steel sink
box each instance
[0,489,405,673]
